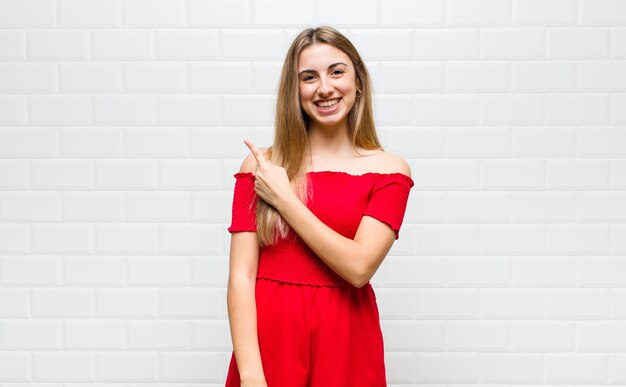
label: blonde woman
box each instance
[225,26,413,387]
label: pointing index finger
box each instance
[243,139,269,169]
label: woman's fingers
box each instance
[243,139,269,169]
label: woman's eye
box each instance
[302,70,344,82]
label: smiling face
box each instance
[297,43,360,130]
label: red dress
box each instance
[225,170,414,387]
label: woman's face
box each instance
[297,43,359,128]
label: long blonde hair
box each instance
[256,26,384,247]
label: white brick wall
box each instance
[0,0,625,385]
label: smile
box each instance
[315,98,341,108]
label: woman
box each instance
[225,26,413,387]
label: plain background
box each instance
[1,0,626,385]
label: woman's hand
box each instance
[244,139,296,211]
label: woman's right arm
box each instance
[227,231,266,385]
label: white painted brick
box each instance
[159,160,219,190]
[0,160,28,189]
[1,320,60,348]
[123,0,184,26]
[94,160,156,189]
[58,0,120,27]
[480,289,543,318]
[348,30,413,59]
[0,289,30,317]
[0,257,61,287]
[547,224,610,255]
[0,96,26,125]
[126,192,188,221]
[95,289,157,317]
[545,354,608,383]
[384,353,413,384]
[124,62,185,91]
[378,62,443,92]
[613,93,626,123]
[416,289,478,318]
[382,321,443,351]
[511,61,576,90]
[447,62,508,91]
[0,30,26,59]
[580,126,626,156]
[579,61,626,90]
[480,355,543,383]
[160,353,222,380]
[413,160,479,189]
[157,95,218,124]
[417,225,479,255]
[482,160,543,190]
[156,30,219,59]
[255,0,313,25]
[221,96,274,125]
[447,0,510,26]
[125,126,186,157]
[190,256,228,286]
[196,320,231,350]
[60,127,122,158]
[546,159,609,188]
[481,94,544,124]
[61,192,124,221]
[578,322,626,350]
[95,224,157,254]
[447,126,509,157]
[579,257,626,286]
[446,257,509,286]
[32,353,93,379]
[381,0,444,26]
[0,0,55,27]
[375,288,413,319]
[546,94,610,124]
[480,224,544,255]
[446,192,511,222]
[93,94,155,124]
[415,354,479,383]
[190,191,230,223]
[92,30,154,59]
[547,28,610,58]
[513,256,577,287]
[63,257,124,285]
[96,353,158,380]
[447,322,508,350]
[127,257,188,285]
[28,30,90,60]
[220,30,284,59]
[64,321,124,349]
[127,321,188,348]
[511,321,575,350]
[415,29,479,58]
[512,192,576,222]
[59,63,122,92]
[159,225,219,254]
[0,192,59,221]
[252,62,283,92]
[481,28,545,58]
[188,63,251,92]
[374,96,413,124]
[0,125,57,158]
[31,224,92,254]
[513,0,577,25]
[611,354,626,381]
[160,288,220,317]
[0,63,56,91]
[0,225,28,254]
[31,289,92,318]
[613,160,626,191]
[30,95,92,125]
[513,126,576,156]
[30,160,92,190]
[188,0,250,26]
[545,289,609,318]
[414,95,479,124]
[614,28,626,57]
[317,0,377,26]
[580,0,626,25]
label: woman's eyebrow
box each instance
[298,62,347,76]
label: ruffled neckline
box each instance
[234,170,414,186]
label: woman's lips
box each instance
[315,97,341,115]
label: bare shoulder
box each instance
[238,147,270,174]
[374,152,411,177]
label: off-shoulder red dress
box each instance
[225,170,414,387]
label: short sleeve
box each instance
[227,172,258,233]
[362,173,414,240]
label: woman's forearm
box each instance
[276,195,367,287]
[226,276,266,382]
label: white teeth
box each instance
[316,98,340,107]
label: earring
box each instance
[356,89,362,97]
